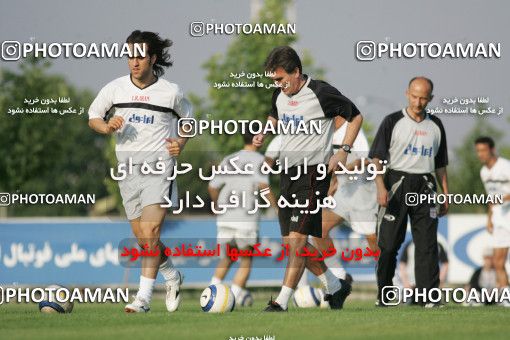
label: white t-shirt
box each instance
[265,135,282,161]
[88,75,192,164]
[481,157,510,228]
[209,150,269,227]
[266,125,370,162]
[369,109,448,174]
[268,77,361,167]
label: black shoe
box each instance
[345,273,354,285]
[263,297,287,312]
[326,279,352,310]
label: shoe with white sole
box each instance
[424,302,445,308]
[499,299,510,307]
[165,271,184,312]
[125,296,150,313]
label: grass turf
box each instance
[1,298,510,340]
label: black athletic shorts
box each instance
[279,164,331,237]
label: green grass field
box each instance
[1,296,510,340]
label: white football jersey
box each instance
[481,157,510,228]
[88,75,193,164]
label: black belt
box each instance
[387,168,433,178]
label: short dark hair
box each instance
[264,46,302,74]
[409,76,434,94]
[126,30,173,77]
[242,131,255,145]
[475,136,495,148]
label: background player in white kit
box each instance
[312,119,379,280]
[475,136,510,306]
[88,30,192,313]
[208,132,277,305]
[265,120,377,284]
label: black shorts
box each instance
[279,164,331,237]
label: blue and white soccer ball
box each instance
[38,284,74,314]
[236,289,254,307]
[292,285,323,308]
[200,284,236,313]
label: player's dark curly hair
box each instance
[264,46,302,74]
[126,30,173,77]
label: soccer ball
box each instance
[38,284,74,314]
[292,285,323,308]
[200,284,235,313]
[236,289,254,307]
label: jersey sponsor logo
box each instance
[282,113,303,126]
[415,130,427,136]
[128,113,154,124]
[288,100,299,106]
[131,95,150,102]
[403,144,433,157]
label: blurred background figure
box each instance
[208,131,277,306]
[475,136,510,307]
[463,247,497,306]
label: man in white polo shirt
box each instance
[475,136,510,306]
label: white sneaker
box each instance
[235,288,254,307]
[165,271,184,312]
[125,296,150,313]
[424,302,445,308]
[499,300,510,307]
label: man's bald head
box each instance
[406,76,434,115]
[408,77,433,97]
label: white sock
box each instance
[210,276,222,285]
[324,256,346,279]
[275,286,294,310]
[297,269,309,287]
[136,275,156,304]
[231,284,242,299]
[159,257,179,281]
[318,270,341,295]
